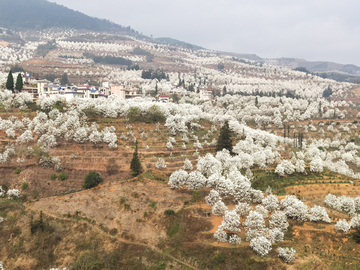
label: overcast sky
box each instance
[51,0,360,66]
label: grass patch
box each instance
[149,201,157,211]
[252,168,350,194]
[143,171,168,182]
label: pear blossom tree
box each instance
[250,236,272,256]
[277,247,296,263]
[335,219,351,234]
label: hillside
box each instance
[1,4,360,268]
[1,95,360,269]
[0,0,137,34]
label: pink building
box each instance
[111,84,126,98]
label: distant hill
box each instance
[156,37,204,50]
[218,51,263,62]
[0,0,137,33]
[266,58,360,83]
[266,57,360,75]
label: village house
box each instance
[199,88,212,100]
[110,84,141,99]
[158,95,170,103]
[37,80,49,95]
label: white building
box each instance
[200,89,212,100]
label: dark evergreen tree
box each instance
[39,211,44,232]
[60,72,70,85]
[322,86,333,98]
[188,84,194,92]
[6,70,14,92]
[15,73,23,91]
[216,121,233,153]
[223,86,227,96]
[155,84,158,96]
[255,96,258,106]
[130,141,141,176]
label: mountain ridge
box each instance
[0,0,137,34]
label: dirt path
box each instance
[26,199,199,270]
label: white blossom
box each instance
[308,205,331,223]
[212,200,228,216]
[335,219,351,234]
[183,158,193,171]
[277,247,296,263]
[250,236,272,256]
[155,158,166,169]
[7,189,21,199]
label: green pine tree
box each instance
[223,86,227,96]
[60,73,70,85]
[6,70,14,92]
[255,96,258,106]
[130,141,141,176]
[216,121,233,153]
[15,73,23,91]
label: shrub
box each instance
[119,196,126,205]
[149,201,157,208]
[83,171,103,189]
[109,228,118,235]
[14,168,21,174]
[21,182,28,190]
[143,211,148,217]
[164,209,175,216]
[127,107,142,122]
[50,173,57,180]
[351,227,360,243]
[59,172,67,181]
[144,105,166,123]
[73,251,103,270]
[191,190,201,202]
